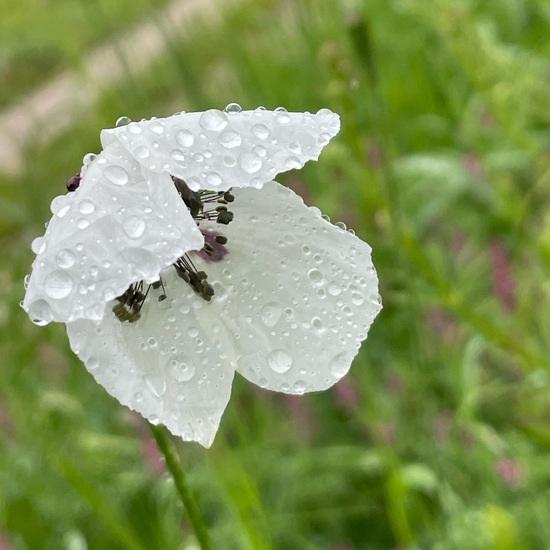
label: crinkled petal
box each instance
[187,180,381,394]
[66,270,236,448]
[101,108,340,191]
[23,140,203,325]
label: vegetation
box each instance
[1,0,550,548]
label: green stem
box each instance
[149,424,212,550]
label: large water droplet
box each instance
[149,121,164,135]
[239,153,262,174]
[218,129,242,148]
[104,165,129,186]
[267,349,293,374]
[123,216,146,239]
[329,352,353,378]
[56,249,75,269]
[134,146,150,159]
[83,153,97,165]
[251,124,269,139]
[78,199,95,214]
[260,302,283,328]
[44,270,74,299]
[284,156,301,170]
[28,299,54,325]
[116,116,131,127]
[224,102,242,113]
[205,172,222,187]
[199,109,228,131]
[176,129,195,147]
[31,237,47,255]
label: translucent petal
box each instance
[23,140,203,324]
[187,180,381,393]
[101,108,340,191]
[66,270,236,448]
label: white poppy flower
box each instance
[23,105,381,447]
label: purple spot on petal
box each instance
[194,229,229,263]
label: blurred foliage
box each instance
[1,0,550,548]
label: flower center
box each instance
[112,176,234,323]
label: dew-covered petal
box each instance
[23,140,203,325]
[100,108,340,191]
[66,269,236,448]
[190,180,382,393]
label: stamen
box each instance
[173,254,215,301]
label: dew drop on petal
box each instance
[116,116,131,127]
[176,129,195,147]
[28,299,53,326]
[205,172,222,187]
[308,268,324,285]
[293,380,306,394]
[267,349,293,374]
[251,124,269,139]
[83,153,97,165]
[134,146,150,159]
[78,199,95,214]
[352,291,364,306]
[31,237,47,255]
[56,249,75,269]
[218,129,242,148]
[329,351,353,378]
[44,270,73,299]
[285,156,302,170]
[239,153,262,174]
[127,122,142,134]
[104,165,129,186]
[149,122,164,135]
[123,216,146,239]
[77,218,90,230]
[199,109,228,131]
[260,302,283,328]
[224,102,242,113]
[168,357,196,382]
[170,149,186,162]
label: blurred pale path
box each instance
[0,0,223,176]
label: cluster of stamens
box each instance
[111,176,234,322]
[112,280,167,323]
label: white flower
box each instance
[23,105,381,447]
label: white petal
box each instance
[66,269,236,448]
[187,181,381,393]
[101,108,340,191]
[23,140,203,324]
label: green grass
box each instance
[2,0,550,548]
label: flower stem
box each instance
[149,424,212,550]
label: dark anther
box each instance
[112,278,167,322]
[215,235,228,245]
[223,191,235,202]
[66,173,82,192]
[216,210,234,225]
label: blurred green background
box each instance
[2,0,550,548]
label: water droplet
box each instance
[55,249,75,269]
[31,237,46,255]
[218,129,241,148]
[253,145,266,157]
[251,124,269,139]
[275,110,291,124]
[311,317,324,333]
[223,155,236,167]
[176,129,195,147]
[77,218,90,230]
[352,292,364,306]
[329,352,353,378]
[134,146,150,159]
[308,268,324,285]
[116,116,131,127]
[199,109,228,131]
[44,270,73,299]
[293,380,306,394]
[127,122,142,134]
[205,171,222,187]
[168,357,196,382]
[188,327,199,338]
[285,156,301,170]
[87,357,99,370]
[149,121,164,134]
[239,153,262,174]
[224,102,242,113]
[82,153,97,165]
[104,165,129,186]
[289,141,301,154]
[170,149,186,162]
[335,221,347,230]
[267,349,293,373]
[28,299,53,325]
[123,216,146,239]
[145,374,166,397]
[78,199,95,214]
[328,282,341,296]
[260,302,283,327]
